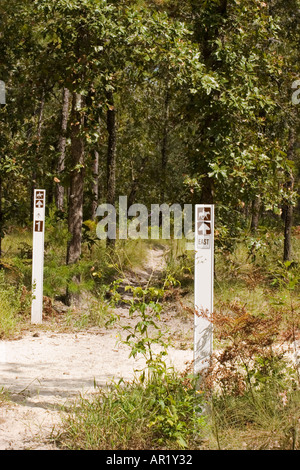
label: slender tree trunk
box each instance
[66,93,85,304]
[250,195,260,232]
[56,87,70,211]
[283,196,294,262]
[200,176,214,204]
[91,149,99,220]
[192,1,227,206]
[160,89,170,203]
[106,90,117,247]
[31,91,45,219]
[0,176,2,257]
[283,129,296,261]
[128,156,149,208]
[67,92,85,265]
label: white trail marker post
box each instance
[31,189,46,324]
[194,204,214,376]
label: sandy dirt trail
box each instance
[0,247,194,450]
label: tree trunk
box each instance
[283,129,296,261]
[128,156,149,208]
[66,92,85,304]
[0,176,2,257]
[200,176,214,204]
[91,149,99,220]
[283,197,294,262]
[250,195,260,232]
[160,89,170,203]
[30,91,45,219]
[56,87,70,211]
[67,92,85,265]
[191,1,227,207]
[106,90,117,247]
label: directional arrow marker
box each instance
[197,222,211,235]
[35,200,44,208]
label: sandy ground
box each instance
[0,247,194,450]
[0,329,193,450]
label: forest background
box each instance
[0,0,300,451]
[0,0,299,270]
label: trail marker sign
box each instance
[31,189,46,324]
[194,204,214,375]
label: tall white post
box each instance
[31,189,46,324]
[194,204,214,376]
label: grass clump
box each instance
[210,380,300,450]
[56,369,206,450]
[0,270,29,338]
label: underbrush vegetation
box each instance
[53,227,299,450]
[204,304,300,450]
[56,282,206,450]
[57,371,206,450]
[0,219,154,331]
[0,270,30,338]
[0,221,299,449]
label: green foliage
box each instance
[202,271,300,449]
[1,0,298,234]
[211,383,300,450]
[270,260,300,292]
[0,270,28,337]
[57,277,207,450]
[0,0,299,449]
[121,285,167,371]
[57,369,206,450]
